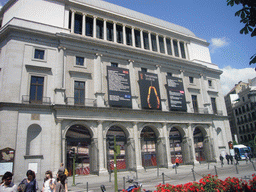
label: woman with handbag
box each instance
[18,170,38,192]
[42,171,55,192]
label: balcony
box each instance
[194,108,209,114]
[65,97,96,107]
[22,95,51,105]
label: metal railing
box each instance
[65,97,96,107]
[22,95,51,105]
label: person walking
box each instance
[229,154,233,165]
[18,170,38,192]
[225,153,230,165]
[42,171,55,192]
[175,157,180,167]
[219,154,224,165]
[0,171,18,192]
[54,173,67,192]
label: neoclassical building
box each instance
[0,0,231,181]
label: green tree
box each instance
[227,0,256,64]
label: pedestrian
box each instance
[235,153,239,165]
[219,154,224,165]
[57,163,65,176]
[42,171,55,192]
[248,153,252,162]
[245,152,248,163]
[229,154,233,165]
[54,173,66,192]
[175,157,179,167]
[225,153,230,165]
[0,171,18,192]
[18,170,38,192]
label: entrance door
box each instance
[193,127,205,162]
[169,127,183,164]
[66,125,91,175]
[141,126,157,168]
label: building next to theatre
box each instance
[0,0,232,181]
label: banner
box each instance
[166,76,187,111]
[107,66,132,108]
[138,72,161,110]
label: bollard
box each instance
[162,172,165,184]
[135,169,138,180]
[208,162,210,170]
[235,164,239,174]
[252,161,256,171]
[175,165,177,174]
[123,177,125,190]
[214,166,218,176]
[86,182,88,192]
[109,171,111,182]
[192,168,196,181]
[221,162,223,168]
[157,165,159,177]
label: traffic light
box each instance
[69,148,75,157]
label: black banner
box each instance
[138,72,161,110]
[107,66,132,108]
[166,76,187,111]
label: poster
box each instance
[166,76,187,111]
[0,148,15,175]
[138,72,161,110]
[107,66,132,108]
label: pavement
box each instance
[36,160,256,192]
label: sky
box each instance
[0,0,255,95]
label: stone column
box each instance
[103,19,107,40]
[188,124,196,163]
[140,30,144,49]
[128,59,139,109]
[163,36,168,55]
[200,74,210,113]
[163,123,172,167]
[82,13,86,36]
[54,119,62,173]
[148,32,152,51]
[131,27,135,47]
[94,53,105,107]
[171,39,175,56]
[70,9,75,33]
[113,22,117,43]
[156,34,160,53]
[54,46,66,104]
[97,121,108,173]
[133,122,143,170]
[155,65,167,111]
[177,40,182,58]
[184,43,188,59]
[123,25,126,45]
[93,16,97,38]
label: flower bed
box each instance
[155,174,256,192]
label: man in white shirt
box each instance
[0,172,17,192]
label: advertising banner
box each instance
[138,71,161,110]
[107,66,132,108]
[166,76,187,111]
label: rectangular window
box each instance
[34,49,45,60]
[76,56,84,66]
[134,29,141,48]
[192,95,198,113]
[68,11,72,30]
[143,32,149,50]
[30,76,44,104]
[208,80,212,87]
[173,40,179,57]
[86,17,93,37]
[141,68,147,72]
[116,24,123,44]
[107,22,113,41]
[159,36,165,53]
[126,27,132,46]
[74,81,85,105]
[111,62,118,67]
[189,76,194,84]
[96,19,103,39]
[211,97,217,114]
[151,34,157,52]
[180,42,186,58]
[166,38,172,55]
[167,72,172,77]
[74,13,82,34]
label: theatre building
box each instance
[0,0,231,181]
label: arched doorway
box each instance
[140,126,157,168]
[66,124,92,175]
[169,127,183,164]
[193,127,205,162]
[106,126,127,171]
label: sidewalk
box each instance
[65,160,256,192]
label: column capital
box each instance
[58,46,66,51]
[179,69,185,73]
[97,120,104,125]
[113,21,117,24]
[82,12,87,16]
[128,59,134,63]
[95,53,103,57]
[70,9,76,13]
[55,118,63,124]
[93,16,97,19]
[155,64,161,68]
[132,121,138,126]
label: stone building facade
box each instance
[0,0,231,181]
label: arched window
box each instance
[26,124,42,155]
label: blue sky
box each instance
[0,0,255,94]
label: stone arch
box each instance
[64,121,94,139]
[193,126,207,162]
[26,124,42,155]
[104,122,130,139]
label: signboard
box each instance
[0,148,15,175]
[166,76,187,111]
[138,72,161,110]
[107,66,132,108]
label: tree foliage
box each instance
[227,0,256,64]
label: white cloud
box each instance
[220,66,256,95]
[210,37,229,53]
